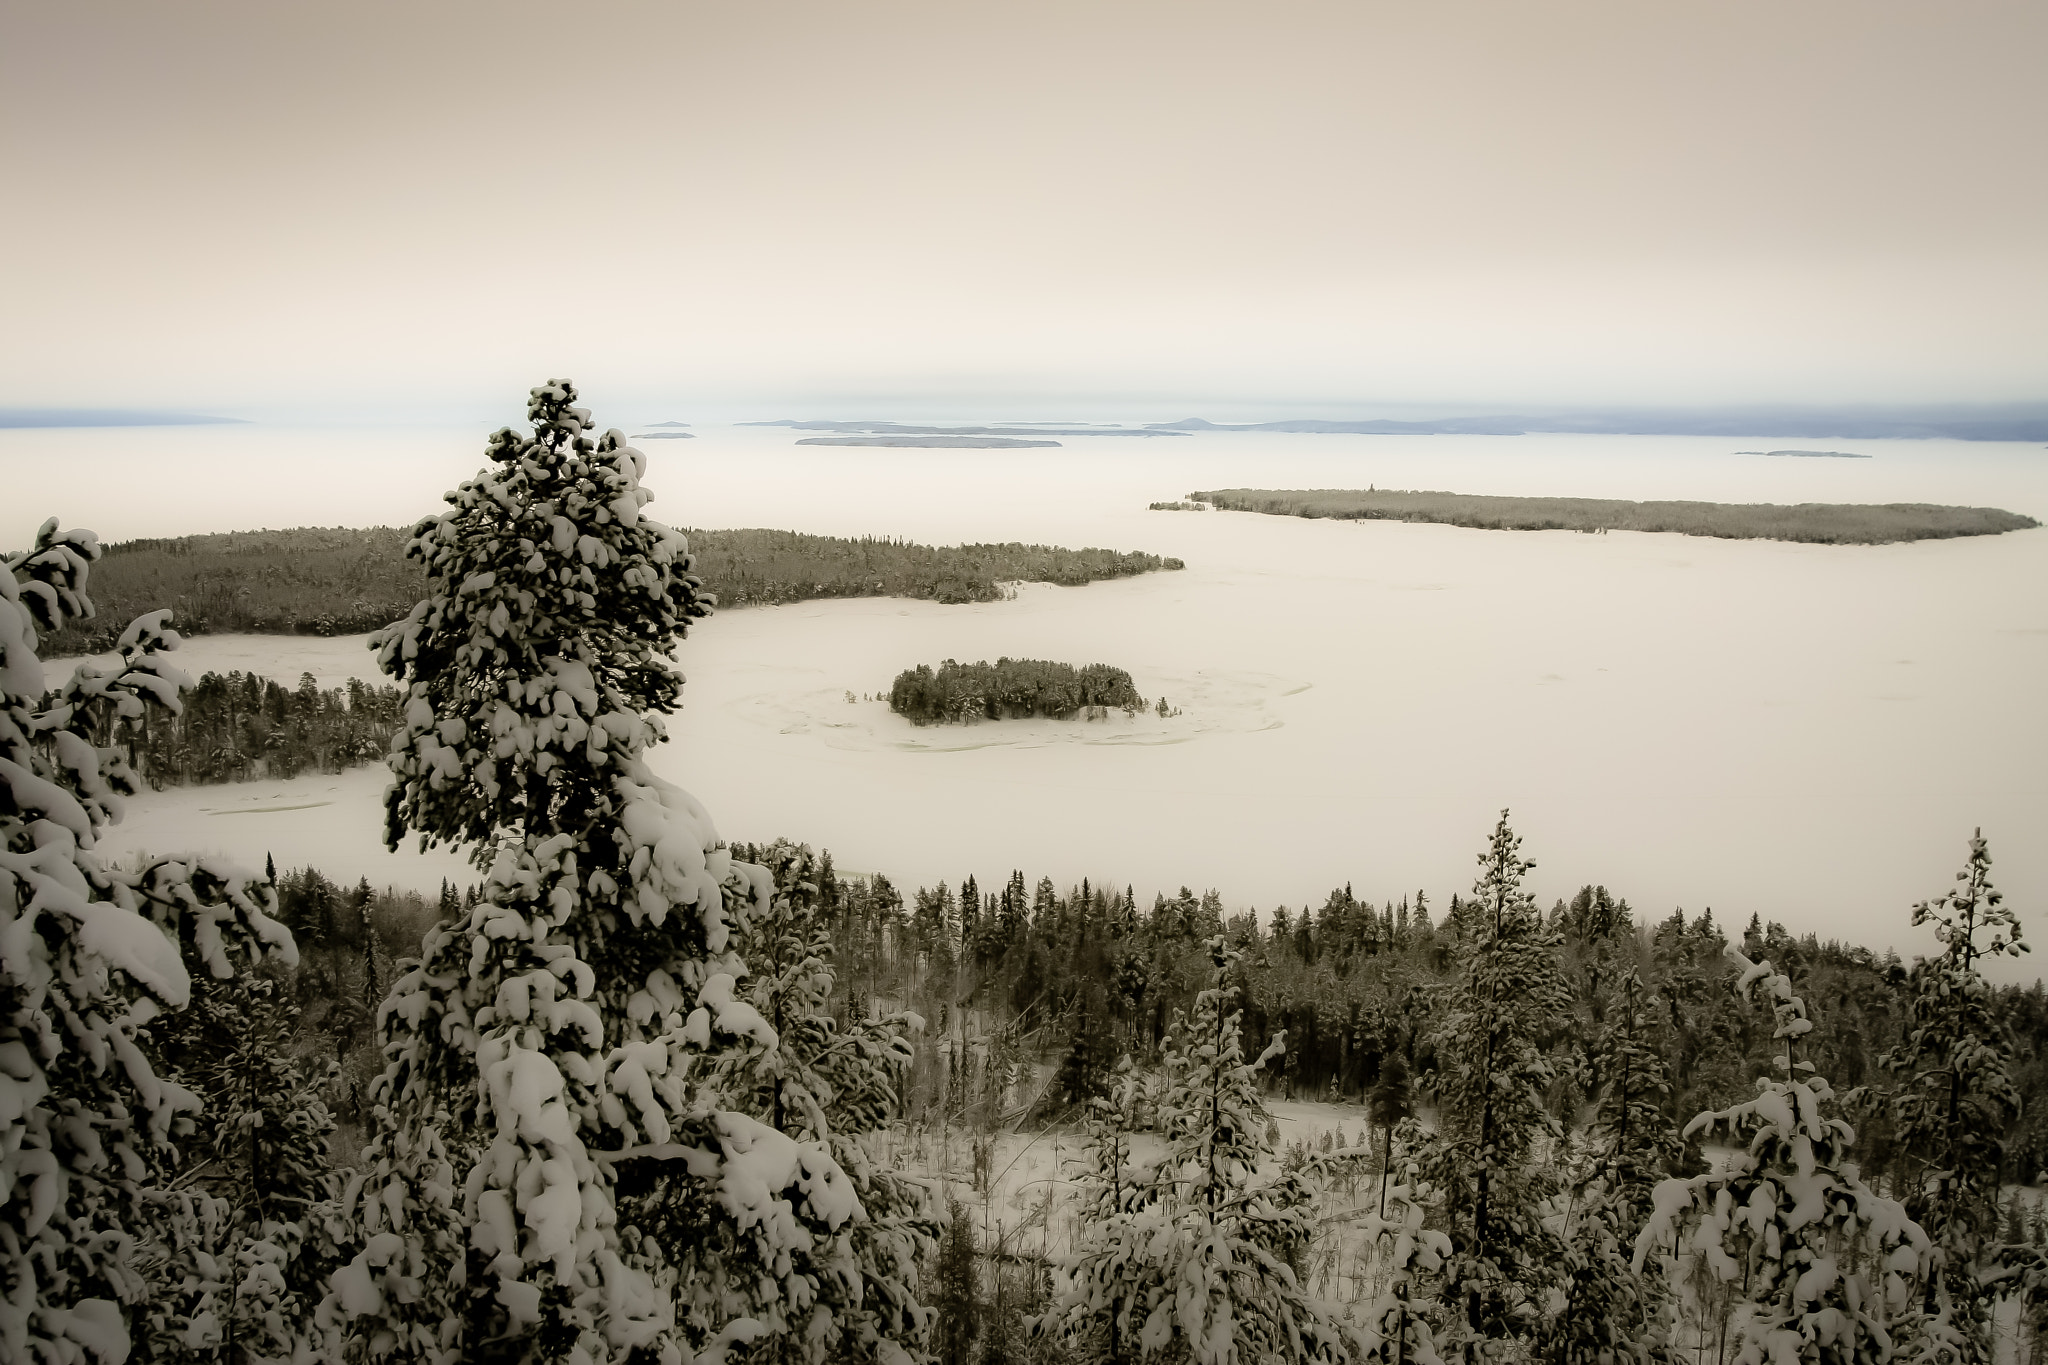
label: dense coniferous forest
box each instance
[40,525,1182,653]
[1189,486,2042,543]
[889,658,1146,724]
[109,668,406,785]
[13,385,2047,1365]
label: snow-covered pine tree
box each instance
[1882,829,2027,1360]
[1033,1060,1148,1362]
[3,518,299,1361]
[1540,963,1677,1365]
[1354,1165,1451,1365]
[703,839,938,1365]
[1634,948,1933,1365]
[1419,811,1571,1357]
[1036,939,1352,1365]
[322,383,866,1365]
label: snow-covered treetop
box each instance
[1913,827,2026,974]
[1729,945,1816,1063]
[374,377,712,860]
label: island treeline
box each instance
[104,668,404,785]
[40,524,1182,653]
[1189,486,2041,544]
[889,657,1146,724]
[702,530,1179,607]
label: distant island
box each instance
[1149,416,1528,436]
[798,436,1059,449]
[889,657,1145,724]
[41,527,1183,654]
[645,420,691,427]
[0,408,247,428]
[1187,488,2040,545]
[1147,406,2048,441]
[1738,449,1870,459]
[633,432,696,439]
[747,419,1183,439]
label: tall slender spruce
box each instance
[1421,811,1571,1356]
[1884,829,2027,1359]
[322,383,868,1365]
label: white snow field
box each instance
[19,420,2048,973]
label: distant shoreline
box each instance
[798,435,1060,448]
[1187,488,2040,545]
[1738,449,1870,459]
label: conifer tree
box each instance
[1635,948,1933,1365]
[1355,1163,1450,1365]
[1883,829,2028,1359]
[1540,964,1675,1365]
[147,971,342,1362]
[1368,1055,1412,1219]
[1055,982,1119,1106]
[1037,939,1351,1364]
[933,1198,982,1365]
[1420,812,1571,1356]
[321,383,869,1364]
[3,518,299,1360]
[705,839,938,1364]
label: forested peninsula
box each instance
[1188,486,2040,544]
[41,525,1182,653]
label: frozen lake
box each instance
[16,420,2047,977]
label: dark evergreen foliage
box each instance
[42,526,1182,653]
[116,669,404,786]
[889,658,1145,724]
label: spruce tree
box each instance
[3,518,300,1360]
[933,1198,982,1365]
[146,971,342,1362]
[1037,939,1351,1365]
[1635,948,1933,1365]
[1420,811,1571,1357]
[1539,964,1675,1365]
[320,383,870,1364]
[1355,1161,1450,1365]
[704,839,939,1364]
[1883,829,2028,1359]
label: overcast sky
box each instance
[6,0,2044,418]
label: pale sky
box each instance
[5,0,2045,418]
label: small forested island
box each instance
[1189,487,2039,544]
[889,656,1145,723]
[41,525,1183,652]
[631,430,695,439]
[1738,448,1869,458]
